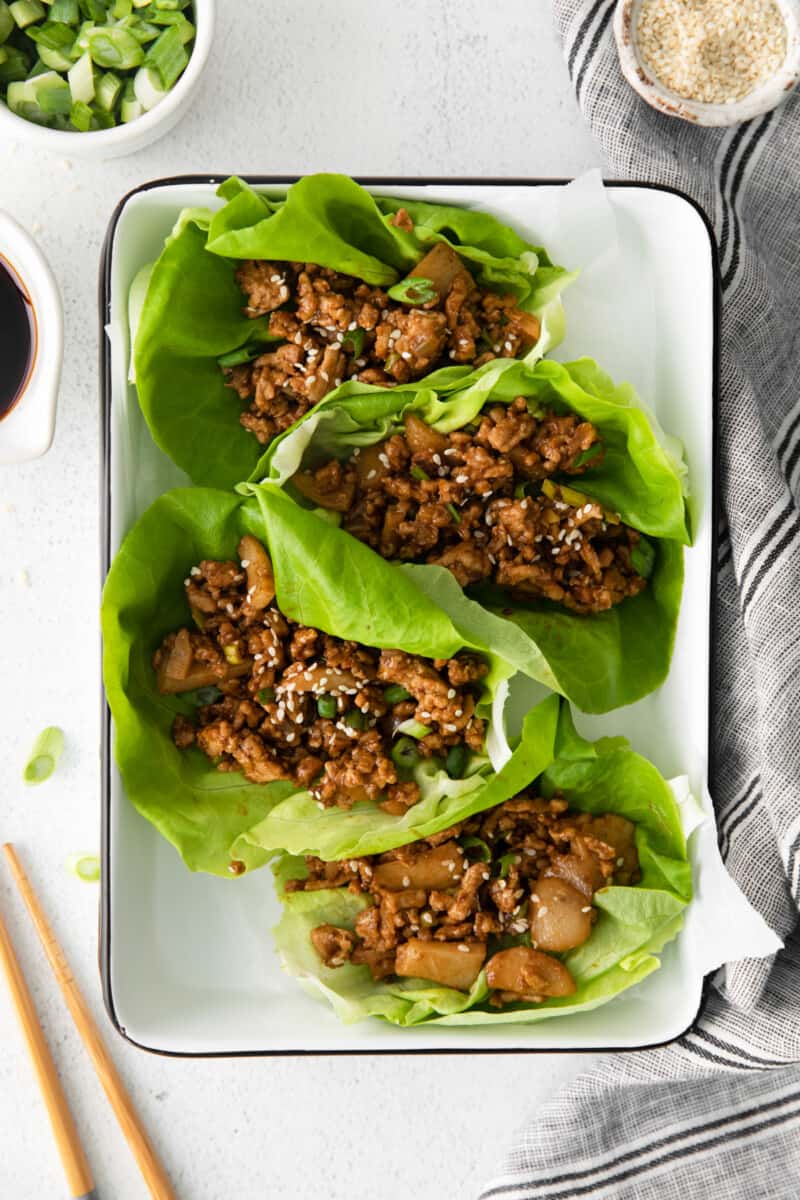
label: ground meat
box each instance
[297,793,640,1005]
[155,540,487,811]
[223,239,542,448]
[293,399,648,616]
[310,924,355,968]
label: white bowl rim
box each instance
[0,0,214,148]
[614,0,800,127]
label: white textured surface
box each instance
[0,3,601,1197]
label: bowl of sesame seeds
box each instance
[614,0,800,126]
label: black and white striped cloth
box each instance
[480,4,800,1197]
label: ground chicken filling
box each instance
[290,794,640,1006]
[222,229,542,447]
[290,401,649,615]
[153,537,488,813]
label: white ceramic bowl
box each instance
[614,0,800,126]
[0,0,215,159]
[0,210,62,463]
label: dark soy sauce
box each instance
[0,256,35,420]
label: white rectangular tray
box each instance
[100,177,717,1055]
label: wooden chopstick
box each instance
[0,902,96,1199]
[3,843,177,1200]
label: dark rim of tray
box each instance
[98,175,721,1059]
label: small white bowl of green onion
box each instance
[0,0,213,157]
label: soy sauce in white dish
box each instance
[0,256,35,420]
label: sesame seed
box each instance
[447,688,456,699]
[581,906,592,913]
[636,0,787,104]
[538,905,549,916]
[457,944,470,953]
[402,876,411,888]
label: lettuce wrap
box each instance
[253,356,690,713]
[102,482,561,876]
[132,174,575,490]
[272,705,692,1027]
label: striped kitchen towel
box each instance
[480,4,800,1198]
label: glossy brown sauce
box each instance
[0,255,35,421]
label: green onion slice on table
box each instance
[23,726,64,785]
[65,853,101,882]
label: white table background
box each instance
[0,4,603,1196]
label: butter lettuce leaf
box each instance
[132,175,573,489]
[101,485,559,876]
[256,356,689,712]
[271,707,691,1026]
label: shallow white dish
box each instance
[0,0,215,159]
[0,209,62,463]
[614,0,800,127]
[100,177,717,1055]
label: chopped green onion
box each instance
[49,0,80,22]
[317,694,337,719]
[85,24,143,68]
[116,14,160,43]
[445,744,468,779]
[196,685,221,705]
[460,835,491,863]
[39,42,74,71]
[119,74,141,120]
[68,95,91,127]
[89,102,114,128]
[383,684,411,705]
[79,0,107,19]
[217,346,257,369]
[23,726,64,785]
[111,0,131,14]
[514,482,529,499]
[341,327,366,357]
[396,718,431,740]
[410,465,430,482]
[132,60,164,108]
[344,709,368,731]
[38,77,71,110]
[67,49,94,101]
[391,736,419,771]
[144,21,185,87]
[573,443,603,469]
[27,56,48,76]
[222,644,242,665]
[257,686,275,705]
[497,852,520,879]
[0,1,14,42]
[387,276,437,305]
[70,19,94,58]
[66,853,101,882]
[153,0,191,10]
[446,502,461,524]
[94,67,120,109]
[10,0,45,29]
[0,46,30,80]
[27,20,76,51]
[631,535,656,580]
